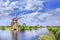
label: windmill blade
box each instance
[17,17,22,20]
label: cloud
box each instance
[0,0,44,26]
[18,11,51,26]
[25,0,44,11]
[0,0,12,18]
[0,0,60,26]
[18,8,60,26]
[0,0,44,17]
[42,8,60,26]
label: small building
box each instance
[23,23,26,27]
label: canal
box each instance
[0,28,49,40]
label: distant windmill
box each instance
[11,8,22,40]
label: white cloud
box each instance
[25,0,44,10]
[0,0,44,17]
[0,0,44,26]
[18,11,51,26]
[4,0,10,7]
[42,8,60,26]
[18,8,60,26]
[0,0,11,18]
[18,12,38,23]
[0,0,60,26]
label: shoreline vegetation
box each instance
[38,26,60,40]
[48,27,60,40]
[38,35,54,40]
[0,25,41,31]
[0,26,60,40]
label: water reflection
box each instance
[0,30,12,40]
[0,28,49,40]
[18,28,49,40]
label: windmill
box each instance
[11,8,22,40]
[11,8,22,31]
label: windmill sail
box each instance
[17,17,22,20]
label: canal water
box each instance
[0,28,49,40]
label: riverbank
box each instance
[38,34,54,40]
[48,27,60,40]
[0,25,40,31]
[0,28,49,40]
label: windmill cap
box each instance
[13,18,17,21]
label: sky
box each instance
[0,0,60,26]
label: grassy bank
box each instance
[0,26,11,30]
[39,35,53,40]
[48,26,60,40]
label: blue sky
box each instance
[0,0,60,26]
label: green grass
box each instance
[48,26,60,40]
[0,25,40,31]
[39,35,53,40]
[0,26,11,30]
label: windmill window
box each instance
[14,28,17,31]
